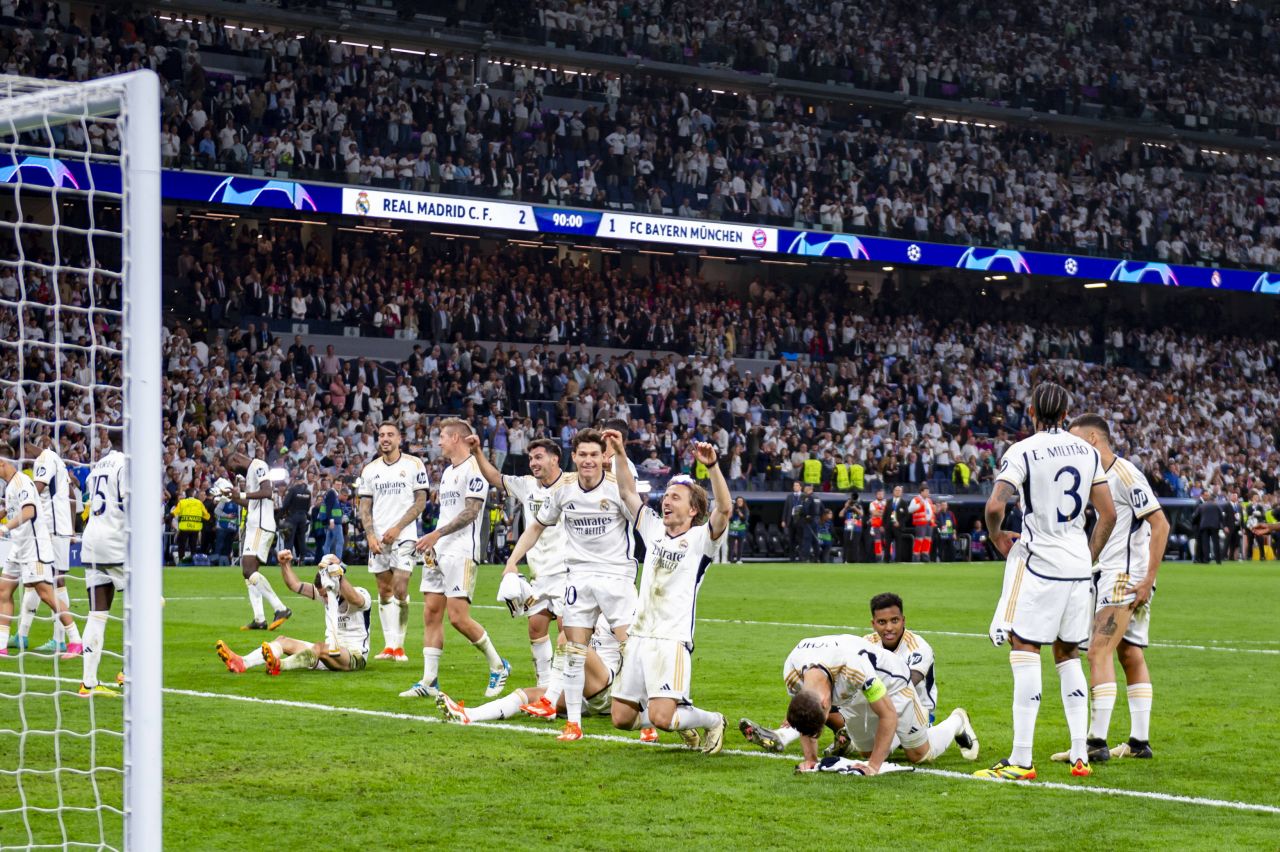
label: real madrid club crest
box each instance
[600,499,611,511]
[355,190,370,215]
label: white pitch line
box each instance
[4,670,1278,816]
[159,596,1280,655]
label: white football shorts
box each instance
[528,570,567,618]
[85,563,126,592]
[612,635,692,705]
[562,573,636,631]
[369,539,416,575]
[52,536,70,575]
[840,685,931,752]
[241,526,276,563]
[420,552,478,600]
[3,560,55,586]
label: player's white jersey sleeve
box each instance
[359,454,428,542]
[81,451,127,564]
[335,586,373,656]
[535,474,637,578]
[503,472,567,578]
[783,634,911,709]
[4,472,53,564]
[996,429,1104,579]
[434,457,487,559]
[244,459,278,532]
[1095,457,1161,579]
[32,449,72,537]
[630,506,718,645]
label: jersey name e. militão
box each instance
[4,471,54,564]
[783,634,913,711]
[630,506,720,646]
[81,451,126,564]
[32,448,73,537]
[331,586,373,655]
[503,472,567,578]
[535,472,636,578]
[865,629,937,715]
[357,453,428,542]
[244,458,278,533]
[1096,456,1161,581]
[434,456,487,559]
[995,428,1105,580]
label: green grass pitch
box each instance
[3,560,1279,849]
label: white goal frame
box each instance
[0,70,162,849]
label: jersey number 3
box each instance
[1053,466,1083,523]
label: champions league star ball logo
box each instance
[0,156,80,188]
[356,191,371,215]
[784,232,870,259]
[906,244,922,262]
[1064,257,1078,275]
[752,228,768,249]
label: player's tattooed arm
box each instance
[1087,481,1117,563]
[985,480,1016,556]
[276,550,317,600]
[359,496,383,555]
[385,490,428,541]
[432,496,483,538]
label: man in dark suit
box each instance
[1192,493,1223,564]
[781,480,805,562]
[1222,491,1242,560]
[884,484,908,562]
[902,451,927,484]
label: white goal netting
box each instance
[0,72,161,850]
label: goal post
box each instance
[0,70,162,850]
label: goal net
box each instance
[0,72,161,849]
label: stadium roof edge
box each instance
[169,0,1280,158]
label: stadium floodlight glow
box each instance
[268,467,290,483]
[1085,282,1108,289]
[882,266,894,271]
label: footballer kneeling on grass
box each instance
[215,550,372,674]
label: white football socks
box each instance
[470,689,529,722]
[396,597,409,649]
[562,642,588,725]
[53,586,70,643]
[246,578,265,622]
[924,711,964,760]
[1088,681,1118,741]
[0,625,9,651]
[422,646,442,686]
[671,706,718,732]
[1127,683,1153,741]
[1009,650,1041,767]
[60,610,81,646]
[1057,658,1089,762]
[775,725,801,749]
[531,635,553,686]
[251,572,285,612]
[17,587,38,638]
[242,647,265,670]
[472,631,504,670]
[379,598,400,649]
[542,648,566,706]
[81,611,108,688]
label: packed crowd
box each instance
[513,0,1280,138]
[5,5,1280,268]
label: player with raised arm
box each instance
[77,430,126,696]
[1046,413,1169,764]
[215,549,372,674]
[357,422,428,662]
[504,428,637,742]
[608,434,729,754]
[0,442,82,659]
[222,450,291,632]
[738,633,978,773]
[975,382,1117,781]
[9,434,77,653]
[468,433,566,686]
[401,419,509,700]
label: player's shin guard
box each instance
[1009,650,1041,767]
[81,611,108,689]
[1057,658,1089,763]
[379,598,400,650]
[1088,682,1118,742]
[562,642,589,725]
[472,689,528,722]
[17,587,39,639]
[246,577,266,623]
[670,706,718,732]
[1127,683,1153,742]
[53,586,70,643]
[251,572,285,612]
[531,635,553,687]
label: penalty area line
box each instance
[159,685,1280,816]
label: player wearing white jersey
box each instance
[469,435,567,686]
[0,443,82,661]
[216,550,372,674]
[505,428,637,741]
[10,440,77,653]
[78,433,127,696]
[357,422,429,662]
[608,434,729,754]
[865,593,938,720]
[976,382,1117,782]
[1048,414,1168,764]
[400,418,509,701]
[223,451,291,632]
[738,633,977,774]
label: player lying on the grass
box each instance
[605,432,729,755]
[739,634,978,773]
[215,549,371,674]
[0,443,82,659]
[217,450,291,632]
[1047,413,1168,765]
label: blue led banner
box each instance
[0,154,1273,293]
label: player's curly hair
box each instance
[785,689,827,738]
[1030,381,1071,428]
